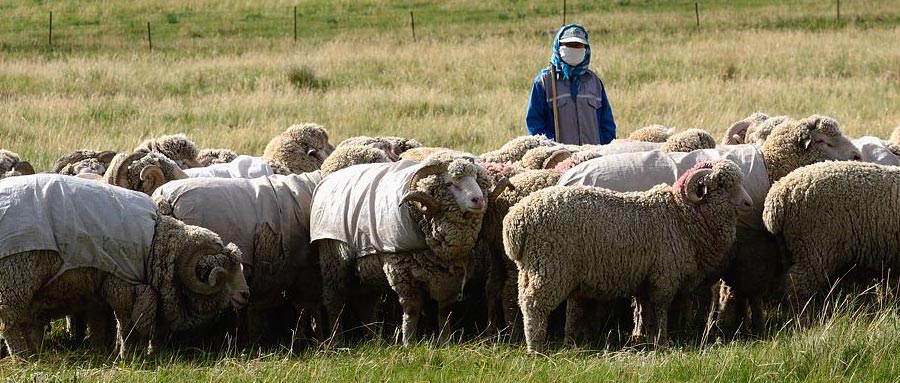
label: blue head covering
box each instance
[550,24,592,100]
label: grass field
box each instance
[2,0,900,381]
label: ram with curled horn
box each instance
[103,151,188,195]
[311,152,494,345]
[0,174,249,358]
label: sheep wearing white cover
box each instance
[0,150,34,179]
[662,129,716,153]
[480,135,555,164]
[763,161,900,322]
[135,133,203,170]
[311,154,500,345]
[558,115,862,335]
[0,174,249,358]
[505,160,752,351]
[721,112,770,145]
[262,123,334,175]
[103,152,188,195]
[319,145,391,177]
[153,172,322,344]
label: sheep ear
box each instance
[542,150,571,170]
[307,148,318,157]
[14,161,35,175]
[731,134,744,144]
[802,137,812,149]
[488,177,511,202]
[139,165,165,193]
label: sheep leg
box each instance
[103,280,156,357]
[501,264,523,342]
[564,297,588,346]
[397,290,423,346]
[319,243,351,343]
[0,321,35,358]
[518,269,568,353]
[749,295,764,335]
[645,294,673,348]
[436,300,453,345]
[66,315,87,343]
[484,251,507,335]
[85,308,116,350]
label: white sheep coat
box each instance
[184,155,274,178]
[559,145,770,229]
[310,160,427,256]
[852,136,900,166]
[153,172,322,266]
[0,174,157,284]
[595,141,663,155]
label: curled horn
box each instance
[722,120,751,145]
[542,149,572,170]
[400,191,441,216]
[13,161,35,175]
[108,152,147,188]
[684,169,714,203]
[488,177,511,202]
[405,163,447,192]
[176,243,229,295]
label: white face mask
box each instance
[559,46,586,66]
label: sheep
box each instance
[0,174,249,358]
[626,124,675,142]
[401,147,462,162]
[153,171,322,345]
[319,145,392,177]
[311,154,505,345]
[184,155,275,179]
[197,148,238,166]
[103,152,188,195]
[338,136,423,161]
[480,135,555,164]
[721,112,770,145]
[518,147,573,170]
[661,129,716,153]
[135,133,203,170]
[558,115,862,336]
[50,150,118,177]
[852,136,900,166]
[262,123,334,175]
[763,161,900,323]
[745,116,793,148]
[0,150,34,179]
[504,160,752,351]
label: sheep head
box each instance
[662,129,716,153]
[520,147,573,170]
[0,149,34,179]
[52,150,117,176]
[263,123,332,174]
[627,124,675,143]
[402,156,493,260]
[135,133,203,169]
[197,148,238,166]
[320,145,391,177]
[722,112,769,145]
[104,151,188,195]
[761,115,862,183]
[675,160,752,216]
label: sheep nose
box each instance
[470,196,485,210]
[240,290,251,301]
[851,153,862,161]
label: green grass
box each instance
[2,0,900,380]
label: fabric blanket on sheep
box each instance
[310,160,427,256]
[559,145,770,229]
[153,171,322,267]
[184,155,274,178]
[853,136,900,166]
[0,174,157,284]
[593,141,663,155]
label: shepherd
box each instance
[525,24,617,145]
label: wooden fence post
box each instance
[293,6,298,41]
[410,11,416,42]
[147,22,152,52]
[695,2,701,33]
[49,11,53,47]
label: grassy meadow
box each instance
[2,0,900,380]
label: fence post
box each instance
[695,2,700,33]
[563,0,567,25]
[836,0,841,21]
[48,11,53,47]
[147,22,152,52]
[410,11,416,42]
[293,6,298,41]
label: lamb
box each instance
[197,148,238,166]
[311,154,505,345]
[0,174,249,358]
[505,160,752,351]
[763,161,900,322]
[135,133,203,170]
[661,129,716,153]
[263,123,334,174]
[103,152,188,195]
[721,112,770,145]
[50,150,118,177]
[0,150,34,179]
[558,115,862,335]
[626,124,675,142]
[319,145,391,177]
[153,171,322,344]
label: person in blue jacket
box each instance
[525,24,616,145]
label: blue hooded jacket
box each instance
[525,24,616,145]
